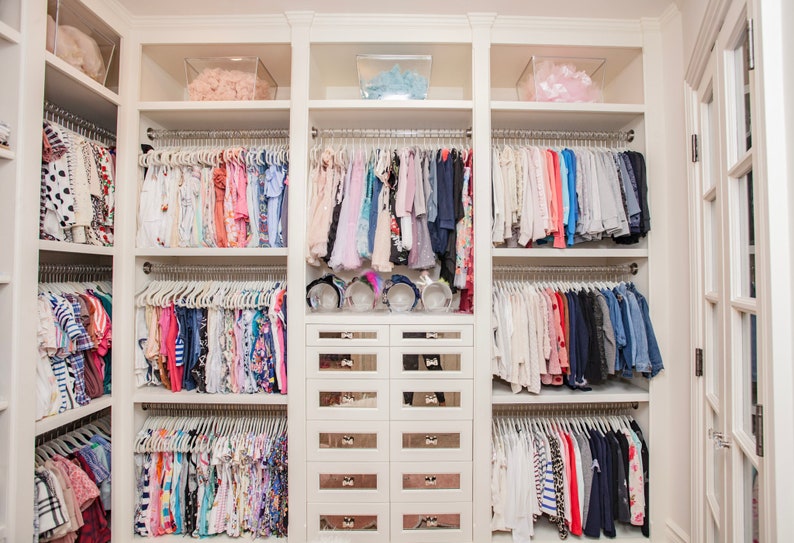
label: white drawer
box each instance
[308,502,389,543]
[308,461,389,503]
[390,501,472,543]
[389,346,473,379]
[307,420,389,462]
[390,462,472,503]
[307,379,389,421]
[307,324,388,346]
[390,379,473,421]
[390,324,473,347]
[307,346,389,379]
[390,421,472,462]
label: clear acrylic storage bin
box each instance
[357,54,432,100]
[516,56,606,103]
[185,56,277,101]
[46,0,117,86]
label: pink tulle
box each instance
[188,67,271,101]
[523,61,601,103]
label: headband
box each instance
[382,274,421,312]
[306,274,346,311]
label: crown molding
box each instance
[685,0,732,87]
[467,12,497,28]
[311,13,472,42]
[492,15,643,47]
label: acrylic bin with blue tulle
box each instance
[356,54,432,100]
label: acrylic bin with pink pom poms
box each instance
[516,56,606,103]
[184,56,277,101]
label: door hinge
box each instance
[695,347,703,377]
[754,404,764,457]
[747,18,756,70]
[691,134,699,163]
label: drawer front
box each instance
[307,461,389,503]
[307,346,389,379]
[390,324,473,347]
[389,346,473,379]
[308,502,389,543]
[307,420,389,462]
[307,324,388,346]
[390,501,472,543]
[390,379,473,421]
[390,421,472,462]
[390,462,472,503]
[307,379,389,421]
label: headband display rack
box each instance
[491,128,635,143]
[44,100,116,145]
[39,263,113,282]
[146,127,290,141]
[311,127,472,139]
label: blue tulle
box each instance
[361,64,429,100]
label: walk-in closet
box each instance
[2,0,794,542]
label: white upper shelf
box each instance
[491,101,644,131]
[492,378,649,405]
[0,19,20,44]
[139,100,290,130]
[309,99,473,129]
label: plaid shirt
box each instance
[35,469,68,535]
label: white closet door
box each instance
[692,1,765,541]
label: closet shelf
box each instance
[133,388,288,406]
[491,101,644,132]
[309,99,473,129]
[0,399,8,412]
[135,535,286,542]
[493,522,648,542]
[304,312,476,325]
[135,247,288,257]
[39,240,115,256]
[35,395,113,436]
[0,273,10,284]
[139,100,290,130]
[0,148,15,160]
[492,247,648,259]
[492,378,649,405]
[45,53,119,133]
[0,19,21,44]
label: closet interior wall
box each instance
[8,4,693,543]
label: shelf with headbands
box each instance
[137,128,289,251]
[134,262,288,398]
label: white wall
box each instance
[679,0,710,64]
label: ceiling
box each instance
[118,0,677,19]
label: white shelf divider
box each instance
[35,395,113,435]
[0,19,21,44]
[133,387,288,406]
[139,100,291,129]
[45,52,121,105]
[0,148,15,160]
[135,247,289,257]
[491,378,649,405]
[492,247,649,259]
[39,239,115,256]
[491,101,644,132]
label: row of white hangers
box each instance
[492,413,636,450]
[134,414,286,454]
[35,417,111,465]
[39,280,112,297]
[310,141,472,167]
[494,279,628,294]
[139,144,289,169]
[135,279,286,310]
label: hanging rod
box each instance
[36,411,110,447]
[141,403,287,415]
[492,401,639,415]
[311,127,472,139]
[142,261,287,276]
[493,262,638,276]
[491,128,634,143]
[146,127,290,141]
[44,100,116,144]
[39,263,113,282]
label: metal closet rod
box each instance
[492,401,639,415]
[142,261,287,276]
[44,100,116,143]
[491,128,635,143]
[35,411,110,447]
[146,127,290,140]
[141,403,287,415]
[311,126,472,139]
[493,262,639,276]
[39,263,113,281]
